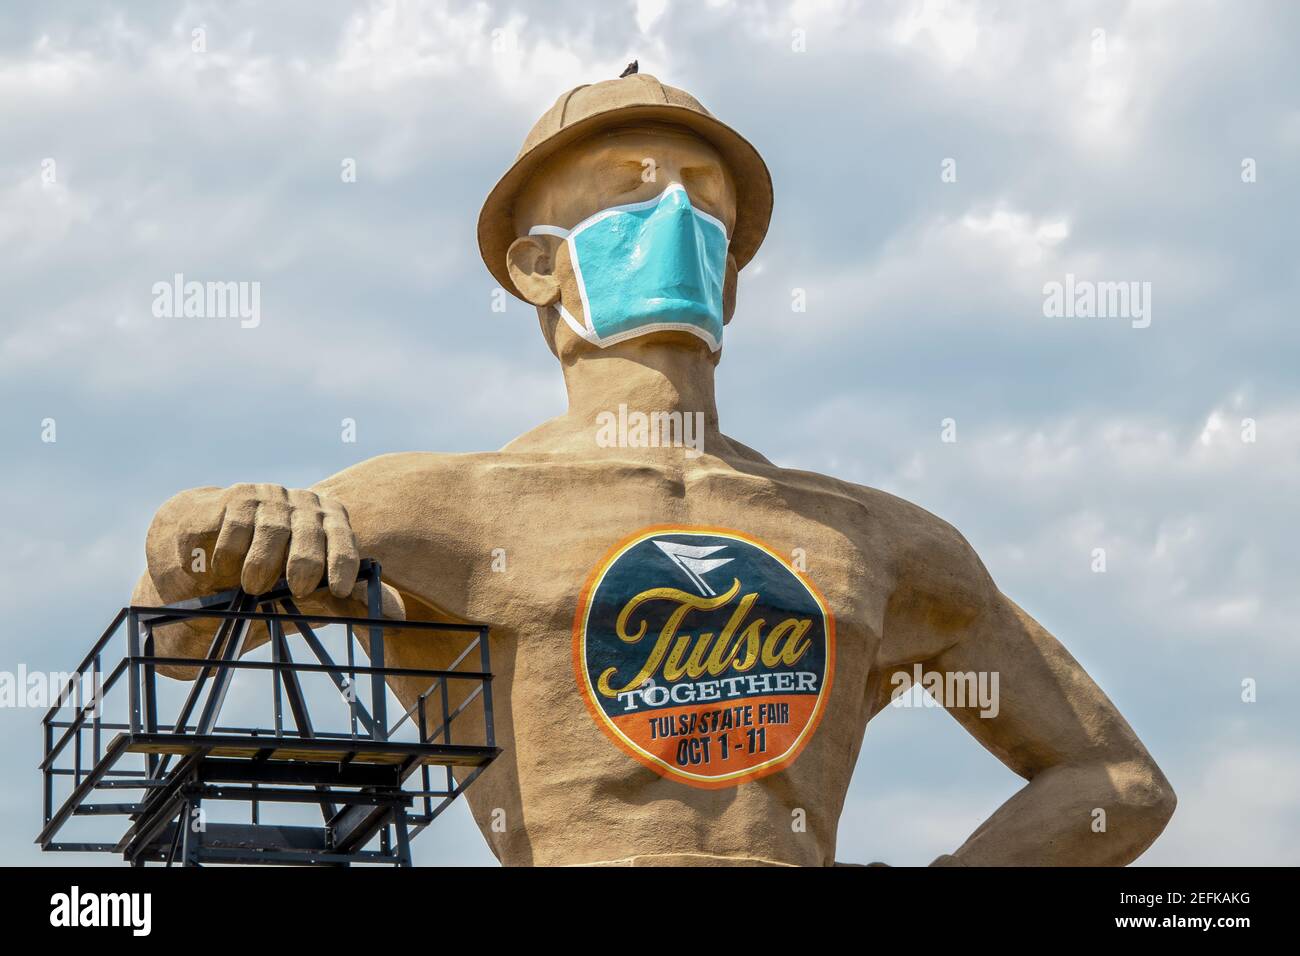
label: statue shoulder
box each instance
[309,451,515,616]
[732,463,994,613]
[718,433,775,465]
[315,450,494,495]
[838,481,998,648]
[311,451,509,540]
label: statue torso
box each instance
[317,441,967,866]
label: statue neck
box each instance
[561,341,721,437]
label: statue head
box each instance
[477,74,772,365]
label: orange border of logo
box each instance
[571,524,837,789]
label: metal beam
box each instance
[277,596,376,736]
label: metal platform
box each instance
[37,560,499,866]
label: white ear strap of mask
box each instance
[520,224,595,342]
[524,225,598,341]
[528,224,570,239]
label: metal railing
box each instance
[37,560,498,864]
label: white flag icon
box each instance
[654,540,733,596]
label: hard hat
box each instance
[477,73,773,300]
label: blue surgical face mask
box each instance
[530,183,729,352]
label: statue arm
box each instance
[912,587,1175,865]
[867,503,1175,866]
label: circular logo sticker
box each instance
[573,526,835,788]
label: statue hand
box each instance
[169,483,360,599]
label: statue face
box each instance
[508,123,740,359]
[519,124,737,238]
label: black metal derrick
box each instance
[36,559,499,866]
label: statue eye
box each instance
[597,160,651,199]
[621,160,655,192]
[681,167,727,218]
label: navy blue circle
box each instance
[583,532,828,719]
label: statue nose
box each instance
[658,182,693,211]
[655,186,700,238]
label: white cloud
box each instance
[891,0,982,70]
[636,0,669,35]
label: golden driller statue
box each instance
[136,74,1175,866]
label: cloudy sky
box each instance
[2,0,1297,866]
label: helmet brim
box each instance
[477,102,773,301]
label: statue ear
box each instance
[506,235,561,307]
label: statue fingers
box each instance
[241,492,291,595]
[285,489,327,598]
[211,488,258,583]
[321,497,360,599]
